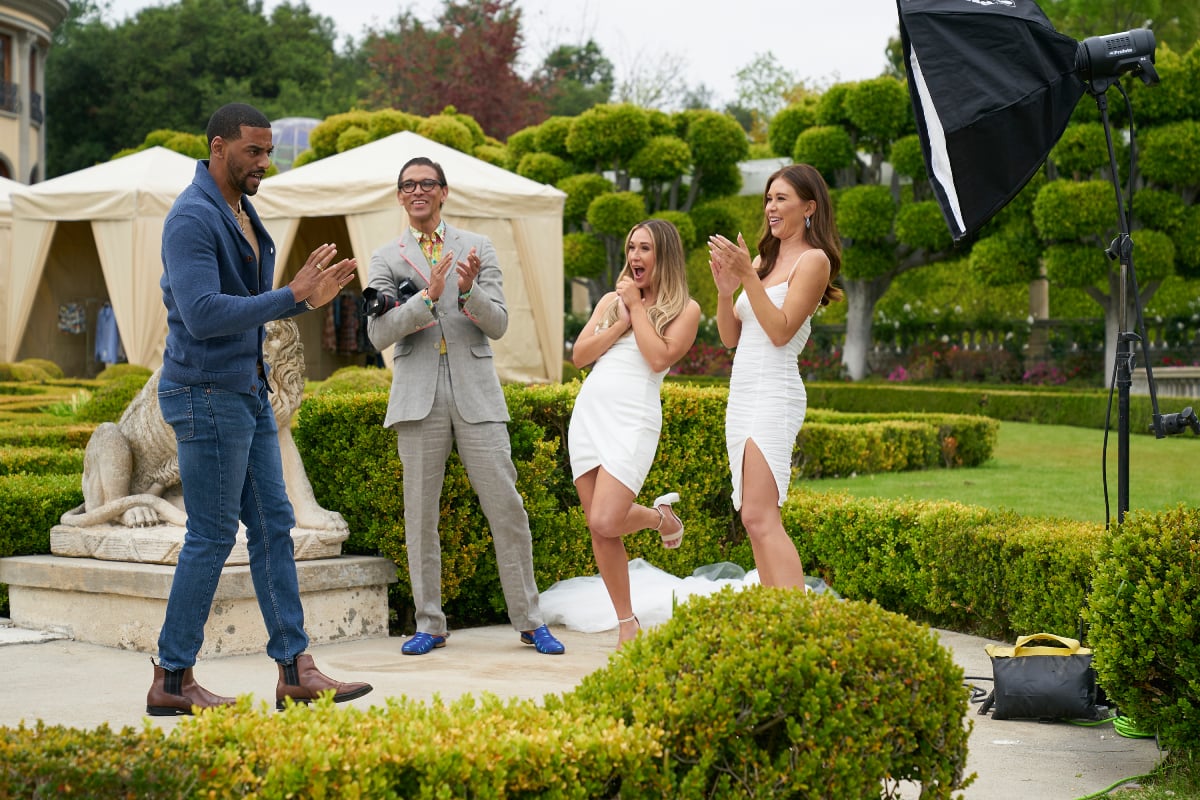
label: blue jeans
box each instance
[156,378,308,670]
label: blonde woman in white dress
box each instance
[569,219,701,646]
[707,164,843,589]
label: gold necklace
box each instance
[228,199,249,235]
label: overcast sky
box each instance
[100,0,902,106]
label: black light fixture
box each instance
[896,0,1191,524]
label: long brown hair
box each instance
[756,164,843,306]
[600,219,691,339]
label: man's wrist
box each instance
[303,299,317,311]
[421,288,437,312]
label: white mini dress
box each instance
[569,332,668,494]
[726,280,812,510]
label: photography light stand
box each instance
[1086,74,1200,525]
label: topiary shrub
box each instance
[556,587,972,798]
[73,374,148,423]
[0,362,49,383]
[313,366,391,396]
[0,721,196,799]
[94,363,152,382]
[18,359,63,380]
[1086,505,1200,754]
[0,446,84,476]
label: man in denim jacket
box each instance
[147,102,371,715]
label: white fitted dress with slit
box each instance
[569,332,668,494]
[726,280,811,510]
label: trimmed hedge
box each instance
[1086,505,1200,752]
[0,591,968,799]
[0,446,85,476]
[806,380,1200,433]
[294,383,994,628]
[557,588,971,798]
[0,695,661,798]
[0,473,82,614]
[787,491,1104,640]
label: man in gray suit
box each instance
[365,156,565,657]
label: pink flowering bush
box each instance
[671,343,733,376]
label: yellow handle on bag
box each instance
[985,633,1092,659]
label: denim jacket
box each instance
[160,161,305,394]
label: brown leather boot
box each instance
[146,659,236,716]
[276,653,373,710]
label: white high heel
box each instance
[653,492,684,549]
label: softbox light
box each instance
[897,0,1087,243]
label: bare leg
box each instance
[575,467,649,646]
[739,439,805,589]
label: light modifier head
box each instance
[1076,28,1158,86]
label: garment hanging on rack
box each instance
[58,303,86,334]
[94,302,126,364]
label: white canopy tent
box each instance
[4,148,197,374]
[254,131,566,384]
[0,176,23,364]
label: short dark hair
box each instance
[398,157,447,190]
[206,103,271,152]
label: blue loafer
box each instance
[401,631,447,655]
[520,625,565,655]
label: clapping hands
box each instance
[708,232,752,297]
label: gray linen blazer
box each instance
[366,223,511,428]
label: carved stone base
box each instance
[49,523,348,565]
[0,554,397,657]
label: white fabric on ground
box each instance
[539,558,834,633]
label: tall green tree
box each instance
[45,0,362,176]
[732,52,796,142]
[533,40,614,118]
[509,102,748,306]
[770,75,959,380]
[970,43,1200,378]
[1040,0,1200,52]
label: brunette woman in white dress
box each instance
[569,219,701,646]
[707,164,843,589]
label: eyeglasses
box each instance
[400,179,444,193]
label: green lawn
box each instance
[803,421,1200,524]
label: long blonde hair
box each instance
[600,219,690,339]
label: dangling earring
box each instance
[805,215,812,230]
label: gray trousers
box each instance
[393,357,544,635]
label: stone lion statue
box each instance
[60,318,347,535]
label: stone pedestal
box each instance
[0,554,396,657]
[49,522,347,565]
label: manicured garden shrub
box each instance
[0,423,95,448]
[0,722,195,799]
[558,587,972,798]
[1086,505,1200,753]
[0,696,660,798]
[806,381,1198,433]
[18,359,64,380]
[294,383,1000,629]
[312,365,391,396]
[0,446,85,476]
[93,363,153,382]
[787,490,1105,640]
[73,373,149,423]
[0,362,49,383]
